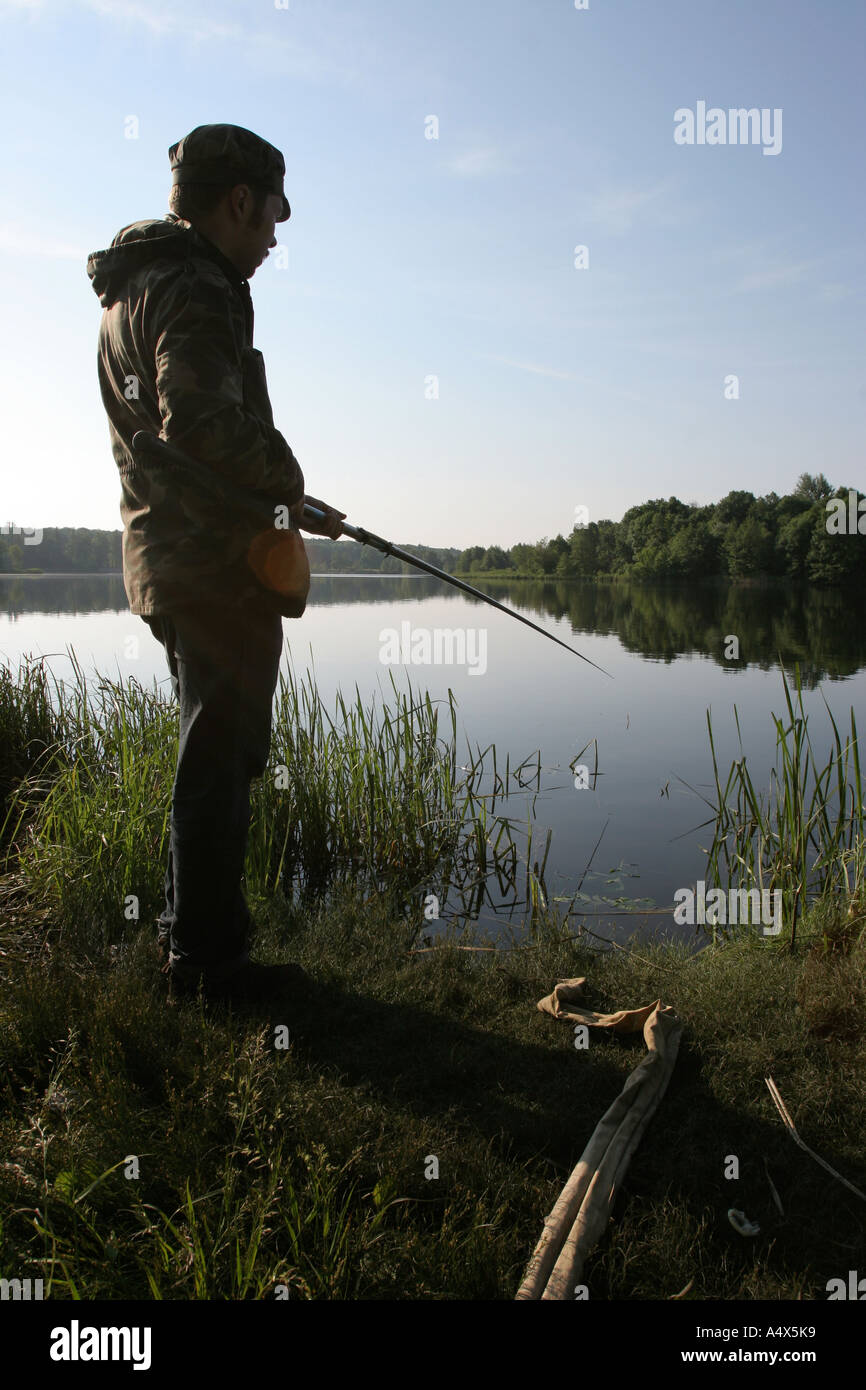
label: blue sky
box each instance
[1,0,863,547]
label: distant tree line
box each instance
[0,527,122,573]
[455,474,866,586]
[2,475,862,585]
[0,522,461,580]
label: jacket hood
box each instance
[86,215,242,307]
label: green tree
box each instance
[595,520,616,574]
[456,545,485,574]
[805,489,866,584]
[667,518,717,578]
[794,472,834,503]
[538,535,568,575]
[509,542,538,575]
[479,545,513,572]
[723,515,772,577]
[776,507,818,577]
[713,490,756,529]
[566,521,599,577]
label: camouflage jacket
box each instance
[86,214,305,616]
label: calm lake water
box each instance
[2,573,864,946]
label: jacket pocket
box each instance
[241,347,275,426]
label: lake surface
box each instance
[2,573,864,946]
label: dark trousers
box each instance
[143,601,283,983]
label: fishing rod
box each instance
[130,431,611,676]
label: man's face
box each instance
[235,188,283,278]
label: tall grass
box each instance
[703,664,864,946]
[1,651,176,944]
[251,665,513,908]
[0,656,58,853]
[0,654,549,941]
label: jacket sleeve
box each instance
[150,267,305,507]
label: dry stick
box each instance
[516,1009,682,1300]
[543,1049,677,1301]
[765,1076,866,1203]
[669,1278,695,1300]
[408,944,498,954]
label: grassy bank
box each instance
[0,657,864,1300]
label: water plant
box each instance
[701,664,863,947]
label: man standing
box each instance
[86,124,344,1003]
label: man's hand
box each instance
[291,495,346,540]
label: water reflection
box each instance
[1,573,864,683]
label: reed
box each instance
[0,655,59,853]
[1,651,177,943]
[245,662,550,921]
[1,654,547,937]
[703,664,864,947]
